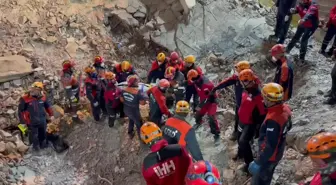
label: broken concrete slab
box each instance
[0,55,33,83]
[126,6,137,14]
[116,0,129,8]
[65,37,78,58]
[134,11,146,18]
[110,9,139,28]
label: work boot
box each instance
[324,90,332,97]
[229,131,238,141]
[319,49,326,55]
[327,49,335,57]
[324,97,336,105]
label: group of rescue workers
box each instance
[15,0,336,184]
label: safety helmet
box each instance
[31,82,44,89]
[261,83,284,102]
[140,122,163,144]
[157,52,166,63]
[84,66,96,74]
[271,44,286,57]
[121,61,131,72]
[105,72,116,81]
[234,61,250,73]
[238,69,255,82]
[185,161,221,185]
[62,60,75,70]
[158,79,170,89]
[170,52,179,61]
[127,75,139,87]
[187,69,199,81]
[176,100,190,114]
[184,55,196,64]
[306,132,336,159]
[164,66,176,80]
[94,56,104,64]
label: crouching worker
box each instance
[300,132,336,185]
[141,122,192,185]
[18,82,54,152]
[249,83,292,185]
[104,72,122,127]
[84,66,102,122]
[147,79,172,127]
[162,100,203,161]
[121,75,146,139]
[185,161,221,185]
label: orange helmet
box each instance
[306,132,336,159]
[176,100,190,113]
[140,122,162,144]
[271,44,286,57]
[127,75,139,87]
[158,79,170,89]
[105,72,116,81]
[238,69,255,82]
[62,60,75,70]
[121,61,131,72]
[234,61,250,73]
[84,66,96,74]
[94,56,104,64]
[164,66,176,80]
[187,69,199,81]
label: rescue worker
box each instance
[113,60,136,83]
[147,79,172,127]
[168,51,184,71]
[271,44,294,101]
[164,66,185,107]
[211,61,251,141]
[162,100,203,161]
[271,0,297,44]
[60,60,81,122]
[104,72,123,127]
[187,69,220,142]
[141,122,192,185]
[120,75,146,138]
[324,62,336,105]
[319,5,336,57]
[181,55,202,112]
[93,56,108,116]
[299,132,336,185]
[286,0,319,63]
[236,69,266,172]
[248,83,292,185]
[185,161,221,185]
[84,66,102,122]
[147,52,169,83]
[18,82,54,151]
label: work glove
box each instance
[93,101,99,107]
[284,15,289,22]
[290,8,296,14]
[70,96,78,103]
[248,161,260,175]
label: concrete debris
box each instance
[0,55,33,83]
[110,9,140,28]
[134,11,146,18]
[126,6,138,14]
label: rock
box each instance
[111,9,139,27]
[139,6,147,14]
[23,169,36,184]
[12,79,22,87]
[0,55,33,83]
[49,17,57,25]
[317,89,323,95]
[126,6,137,14]
[294,119,310,126]
[3,82,10,89]
[116,0,129,8]
[18,15,28,25]
[65,37,78,58]
[171,1,184,13]
[223,168,235,181]
[5,142,17,154]
[133,11,146,18]
[46,36,58,43]
[15,140,28,154]
[0,141,5,152]
[294,171,304,181]
[6,109,15,116]
[3,97,16,107]
[0,130,13,139]
[0,90,5,98]
[164,0,175,5]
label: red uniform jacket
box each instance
[296,2,319,28]
[328,5,336,27]
[238,86,266,125]
[167,58,184,71]
[142,140,192,185]
[147,86,171,116]
[104,83,122,108]
[85,77,101,103]
[194,77,217,102]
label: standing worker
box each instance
[271,44,294,101]
[121,75,146,139]
[162,100,203,161]
[271,0,297,44]
[168,51,184,71]
[249,83,292,185]
[93,56,108,117]
[141,122,193,185]
[181,55,203,113]
[104,72,123,127]
[235,69,266,172]
[60,60,81,122]
[147,53,169,83]
[164,66,185,107]
[84,66,102,122]
[113,61,137,83]
[147,79,172,127]
[319,5,336,57]
[286,0,319,63]
[18,82,54,152]
[187,69,220,142]
[185,161,221,185]
[211,61,251,141]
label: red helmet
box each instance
[170,52,179,62]
[158,79,170,89]
[62,60,75,70]
[185,161,221,185]
[271,44,285,57]
[127,75,139,87]
[94,56,104,64]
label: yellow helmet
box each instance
[175,101,190,113]
[140,122,162,144]
[31,82,44,89]
[235,61,250,73]
[121,61,131,72]
[157,53,166,63]
[105,72,116,80]
[261,83,284,102]
[84,66,96,74]
[184,55,196,64]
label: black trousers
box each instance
[287,25,315,60]
[274,13,292,44]
[321,24,336,53]
[237,123,256,165]
[30,124,47,150]
[331,63,336,98]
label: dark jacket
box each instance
[18,93,53,126]
[162,115,203,161]
[274,57,294,101]
[85,77,101,103]
[113,65,136,83]
[147,60,168,83]
[121,87,146,120]
[276,0,297,16]
[294,0,319,28]
[181,64,203,82]
[214,74,243,106]
[142,140,192,185]
[257,104,292,165]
